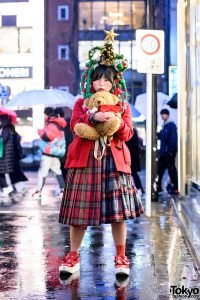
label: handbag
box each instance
[0,137,3,158]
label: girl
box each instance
[58,29,143,278]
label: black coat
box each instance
[126,129,142,173]
[60,124,74,164]
[0,126,15,174]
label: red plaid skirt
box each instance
[59,145,144,227]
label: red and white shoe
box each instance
[114,255,130,276]
[59,252,80,274]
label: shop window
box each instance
[79,2,92,30]
[57,5,69,21]
[58,45,69,60]
[0,27,18,53]
[0,27,32,53]
[79,1,145,31]
[19,27,33,53]
[132,1,145,29]
[2,15,16,26]
[92,2,105,30]
[118,2,132,29]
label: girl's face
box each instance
[93,75,113,92]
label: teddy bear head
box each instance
[84,91,119,110]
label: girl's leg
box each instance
[70,225,86,252]
[59,225,85,274]
[111,222,127,256]
[111,222,130,276]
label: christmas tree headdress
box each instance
[81,28,128,107]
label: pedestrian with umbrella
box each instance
[0,109,28,199]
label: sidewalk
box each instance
[171,190,200,273]
[0,171,200,299]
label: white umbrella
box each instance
[6,89,75,109]
[135,92,177,125]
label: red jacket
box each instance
[65,98,133,174]
[38,116,67,141]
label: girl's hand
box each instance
[94,112,115,122]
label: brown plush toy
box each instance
[74,91,121,140]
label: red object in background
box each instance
[0,107,17,124]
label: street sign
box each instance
[136,29,165,74]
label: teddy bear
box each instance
[74,91,122,141]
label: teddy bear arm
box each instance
[74,123,100,140]
[101,117,121,136]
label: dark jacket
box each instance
[60,122,74,164]
[126,129,142,173]
[158,120,177,157]
[0,125,15,174]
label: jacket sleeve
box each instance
[167,123,178,155]
[38,124,60,142]
[70,99,90,132]
[114,104,133,141]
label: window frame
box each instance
[57,5,69,21]
[58,45,69,60]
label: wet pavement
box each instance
[0,172,200,300]
[171,190,200,273]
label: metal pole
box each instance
[146,0,158,204]
[177,0,186,195]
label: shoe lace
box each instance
[114,255,130,266]
[62,253,78,264]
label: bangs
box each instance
[92,65,116,83]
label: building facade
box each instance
[44,0,79,94]
[177,0,200,193]
[185,0,200,190]
[0,0,44,98]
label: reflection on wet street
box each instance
[0,185,199,299]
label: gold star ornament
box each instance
[104,28,119,43]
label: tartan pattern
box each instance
[59,145,144,227]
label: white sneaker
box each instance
[32,190,42,199]
[1,186,14,197]
[14,182,28,195]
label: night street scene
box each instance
[0,0,200,300]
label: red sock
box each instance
[70,250,79,257]
[116,245,125,256]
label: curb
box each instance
[171,197,200,275]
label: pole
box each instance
[177,0,186,195]
[146,0,158,217]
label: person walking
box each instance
[54,108,74,179]
[0,116,28,198]
[126,128,145,196]
[9,125,28,194]
[0,115,15,197]
[32,108,66,199]
[157,108,178,194]
[58,29,143,279]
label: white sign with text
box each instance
[136,29,165,74]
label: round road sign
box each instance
[141,34,160,55]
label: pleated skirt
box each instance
[59,146,144,227]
